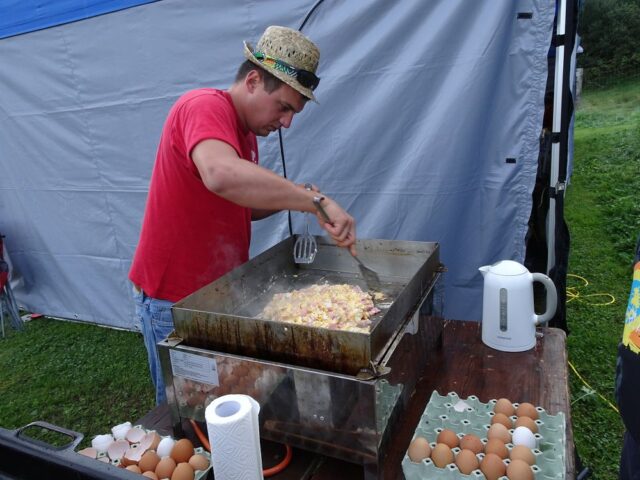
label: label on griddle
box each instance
[169,350,220,386]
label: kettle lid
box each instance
[487,260,529,276]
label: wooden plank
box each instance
[382,320,574,479]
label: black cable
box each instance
[279,0,326,237]
[278,128,293,236]
[298,0,326,31]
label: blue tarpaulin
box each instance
[0,0,157,39]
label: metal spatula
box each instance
[293,212,317,264]
[293,185,318,264]
[312,197,382,291]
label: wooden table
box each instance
[138,320,574,479]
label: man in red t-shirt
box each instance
[129,26,357,404]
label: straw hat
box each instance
[243,26,320,102]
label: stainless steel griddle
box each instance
[159,236,444,479]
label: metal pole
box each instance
[547,0,567,274]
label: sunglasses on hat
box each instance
[253,51,320,91]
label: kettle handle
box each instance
[532,273,558,325]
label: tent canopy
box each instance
[0,0,560,329]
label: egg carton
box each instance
[375,379,404,434]
[106,446,211,479]
[93,427,212,480]
[402,391,566,480]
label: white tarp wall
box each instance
[0,0,554,329]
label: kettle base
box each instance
[481,336,535,353]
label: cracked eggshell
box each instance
[91,434,114,453]
[107,439,129,461]
[111,421,132,440]
[125,426,146,443]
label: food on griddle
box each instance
[261,284,381,332]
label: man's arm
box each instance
[251,184,321,221]
[251,208,278,221]
[192,139,357,253]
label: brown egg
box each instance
[507,458,534,480]
[170,439,195,464]
[142,472,159,480]
[125,465,142,473]
[460,433,484,454]
[139,450,161,473]
[436,429,459,448]
[510,445,536,465]
[492,412,513,429]
[480,452,507,480]
[515,416,538,433]
[431,443,454,468]
[455,449,480,474]
[407,436,431,462]
[494,398,515,417]
[487,423,511,444]
[516,402,538,420]
[484,438,508,459]
[155,456,177,479]
[171,462,195,480]
[188,453,210,471]
[149,432,162,451]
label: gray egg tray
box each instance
[402,391,566,480]
[376,379,404,434]
[97,429,212,479]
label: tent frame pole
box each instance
[546,0,568,275]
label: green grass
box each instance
[0,318,153,448]
[566,78,640,478]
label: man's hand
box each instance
[315,197,357,256]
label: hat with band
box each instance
[243,26,320,102]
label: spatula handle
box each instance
[313,196,333,225]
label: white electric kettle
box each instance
[479,260,557,352]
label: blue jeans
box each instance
[132,285,174,405]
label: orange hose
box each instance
[189,418,211,451]
[189,418,293,477]
[263,444,293,477]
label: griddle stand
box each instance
[158,239,444,479]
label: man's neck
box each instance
[227,85,250,133]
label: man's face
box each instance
[245,72,307,137]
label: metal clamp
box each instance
[356,361,391,381]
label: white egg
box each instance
[156,437,175,458]
[512,426,537,449]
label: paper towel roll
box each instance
[205,394,263,480]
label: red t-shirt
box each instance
[129,89,258,302]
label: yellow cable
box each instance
[568,360,619,414]
[566,273,619,413]
[566,273,616,305]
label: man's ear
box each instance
[245,69,262,93]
